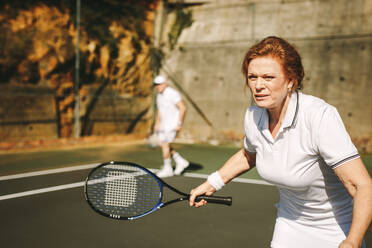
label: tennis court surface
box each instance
[0,142,371,247]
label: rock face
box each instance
[0,2,155,141]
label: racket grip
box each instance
[195,195,232,206]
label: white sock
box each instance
[163,158,172,169]
[172,152,187,164]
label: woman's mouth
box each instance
[255,94,269,101]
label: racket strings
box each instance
[86,164,161,218]
[104,171,137,207]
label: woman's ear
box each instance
[287,82,293,90]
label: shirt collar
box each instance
[282,90,299,129]
[159,86,169,95]
[257,90,299,131]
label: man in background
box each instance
[153,75,189,178]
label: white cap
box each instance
[153,75,167,85]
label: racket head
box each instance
[84,161,164,220]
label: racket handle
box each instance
[195,195,232,206]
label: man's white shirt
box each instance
[157,86,181,132]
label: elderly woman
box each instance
[189,36,372,248]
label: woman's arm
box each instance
[189,148,255,207]
[334,158,372,248]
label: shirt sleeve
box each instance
[169,88,181,104]
[244,107,257,153]
[316,105,359,169]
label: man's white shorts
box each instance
[157,130,177,143]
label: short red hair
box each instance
[241,36,304,90]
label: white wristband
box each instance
[207,171,225,191]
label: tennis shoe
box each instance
[174,160,189,175]
[156,166,174,178]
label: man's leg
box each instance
[156,141,174,178]
[171,144,189,175]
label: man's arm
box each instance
[154,112,160,132]
[175,100,186,131]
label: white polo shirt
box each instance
[157,86,182,132]
[243,91,360,245]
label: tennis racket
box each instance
[84,161,232,220]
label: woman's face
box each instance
[247,56,292,112]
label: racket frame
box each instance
[84,161,231,220]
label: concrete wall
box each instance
[0,85,152,141]
[81,88,152,136]
[0,85,59,141]
[160,0,372,152]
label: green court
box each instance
[0,143,264,178]
[0,142,371,247]
[4,142,370,177]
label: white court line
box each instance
[0,182,84,201]
[0,163,99,181]
[0,165,272,201]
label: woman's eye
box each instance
[264,76,274,80]
[248,75,257,80]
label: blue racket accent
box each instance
[128,164,165,220]
[129,202,165,220]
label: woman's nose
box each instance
[255,77,265,90]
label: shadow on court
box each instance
[184,162,203,173]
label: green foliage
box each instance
[150,47,164,75]
[167,5,193,51]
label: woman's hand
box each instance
[189,181,216,207]
[338,239,359,248]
